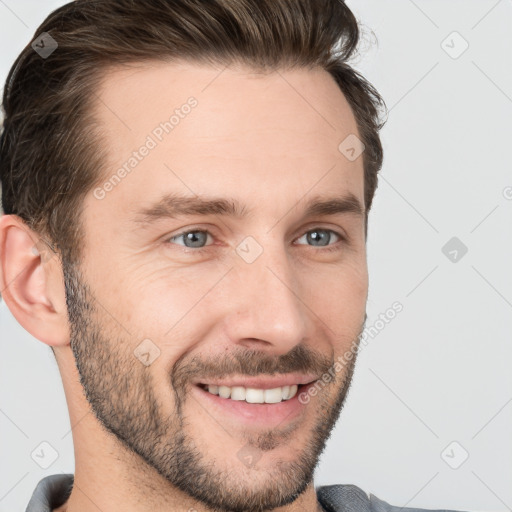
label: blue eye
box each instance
[168,230,213,249]
[166,227,345,253]
[295,228,343,249]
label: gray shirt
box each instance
[25,474,467,512]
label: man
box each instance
[0,1,466,511]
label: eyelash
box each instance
[165,227,347,255]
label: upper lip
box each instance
[194,373,319,390]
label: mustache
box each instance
[171,343,334,391]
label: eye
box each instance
[167,229,213,250]
[165,227,346,253]
[295,228,344,251]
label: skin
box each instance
[0,61,368,512]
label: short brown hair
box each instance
[0,0,387,266]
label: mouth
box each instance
[197,383,306,403]
[192,379,319,428]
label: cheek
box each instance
[109,267,226,370]
[303,261,368,339]
[88,252,200,327]
[305,256,367,299]
[126,284,198,342]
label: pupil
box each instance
[185,231,206,248]
[308,229,329,246]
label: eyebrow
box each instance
[131,191,365,226]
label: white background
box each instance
[1,1,511,511]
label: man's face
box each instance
[66,61,368,511]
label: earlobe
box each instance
[0,214,70,347]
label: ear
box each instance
[0,214,69,347]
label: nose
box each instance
[221,243,309,355]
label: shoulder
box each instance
[25,474,74,512]
[316,484,469,512]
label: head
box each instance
[0,1,386,511]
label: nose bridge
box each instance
[224,236,308,352]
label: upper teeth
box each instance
[204,384,299,403]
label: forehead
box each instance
[88,61,363,221]
[95,60,359,129]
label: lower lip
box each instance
[191,382,317,428]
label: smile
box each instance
[200,384,299,403]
